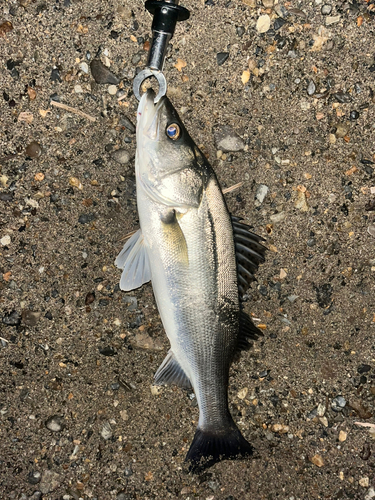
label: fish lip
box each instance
[137,89,166,143]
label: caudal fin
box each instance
[185,422,253,473]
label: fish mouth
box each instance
[137,88,166,143]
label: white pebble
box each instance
[0,235,11,246]
[256,14,271,33]
[79,62,89,74]
[74,84,83,93]
[108,85,117,95]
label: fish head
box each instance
[136,89,208,209]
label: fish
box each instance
[115,89,266,472]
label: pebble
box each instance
[294,190,309,212]
[100,421,113,440]
[358,364,371,374]
[256,14,271,33]
[50,68,61,83]
[25,141,42,158]
[1,234,11,246]
[335,123,349,138]
[214,125,245,152]
[360,478,370,488]
[120,116,136,133]
[334,92,351,103]
[365,488,375,500]
[90,59,120,85]
[108,85,117,95]
[39,470,61,494]
[271,423,289,434]
[216,52,229,66]
[99,346,117,356]
[131,332,163,351]
[78,213,96,224]
[79,62,89,73]
[111,149,131,165]
[307,80,316,96]
[122,296,137,311]
[321,4,332,15]
[74,84,83,93]
[27,471,41,485]
[368,225,375,238]
[256,184,269,204]
[311,454,324,467]
[2,310,21,326]
[28,492,42,500]
[85,292,95,305]
[236,26,245,37]
[326,15,341,25]
[237,387,248,399]
[349,110,359,121]
[317,403,326,417]
[0,192,14,202]
[22,310,40,327]
[270,212,286,223]
[150,385,163,396]
[45,416,64,432]
[274,18,287,30]
[339,430,347,442]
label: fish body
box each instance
[116,90,266,471]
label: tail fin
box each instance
[185,422,253,473]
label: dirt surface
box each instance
[1,0,375,498]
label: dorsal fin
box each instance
[231,216,267,300]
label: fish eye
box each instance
[166,123,181,140]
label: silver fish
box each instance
[115,89,266,471]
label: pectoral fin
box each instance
[154,350,192,390]
[115,229,151,291]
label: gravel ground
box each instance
[1,0,375,499]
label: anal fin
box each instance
[154,350,192,390]
[115,229,151,291]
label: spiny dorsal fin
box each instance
[231,216,267,300]
[154,350,192,390]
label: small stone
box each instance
[319,416,328,427]
[45,416,64,432]
[39,470,61,494]
[358,364,371,374]
[74,84,83,93]
[271,423,289,434]
[78,213,96,224]
[108,85,117,95]
[26,141,42,158]
[307,80,316,96]
[21,310,41,327]
[236,26,245,37]
[1,235,11,246]
[365,487,375,500]
[360,477,370,488]
[294,190,309,212]
[50,68,61,83]
[27,471,41,485]
[120,410,128,420]
[256,184,269,204]
[339,430,347,442]
[270,212,286,223]
[367,225,375,238]
[325,15,340,25]
[274,18,287,30]
[335,123,349,138]
[214,125,245,152]
[100,421,113,440]
[120,116,136,133]
[334,92,351,104]
[99,346,117,356]
[0,20,13,36]
[216,52,229,66]
[131,333,163,351]
[90,59,119,85]
[111,149,131,165]
[311,454,324,467]
[28,492,42,500]
[317,403,326,417]
[331,396,346,412]
[151,385,163,396]
[2,310,21,326]
[349,400,372,419]
[321,4,332,15]
[69,177,83,190]
[79,62,89,73]
[256,14,271,33]
[262,0,274,6]
[349,110,360,121]
[237,387,248,400]
[85,292,95,305]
